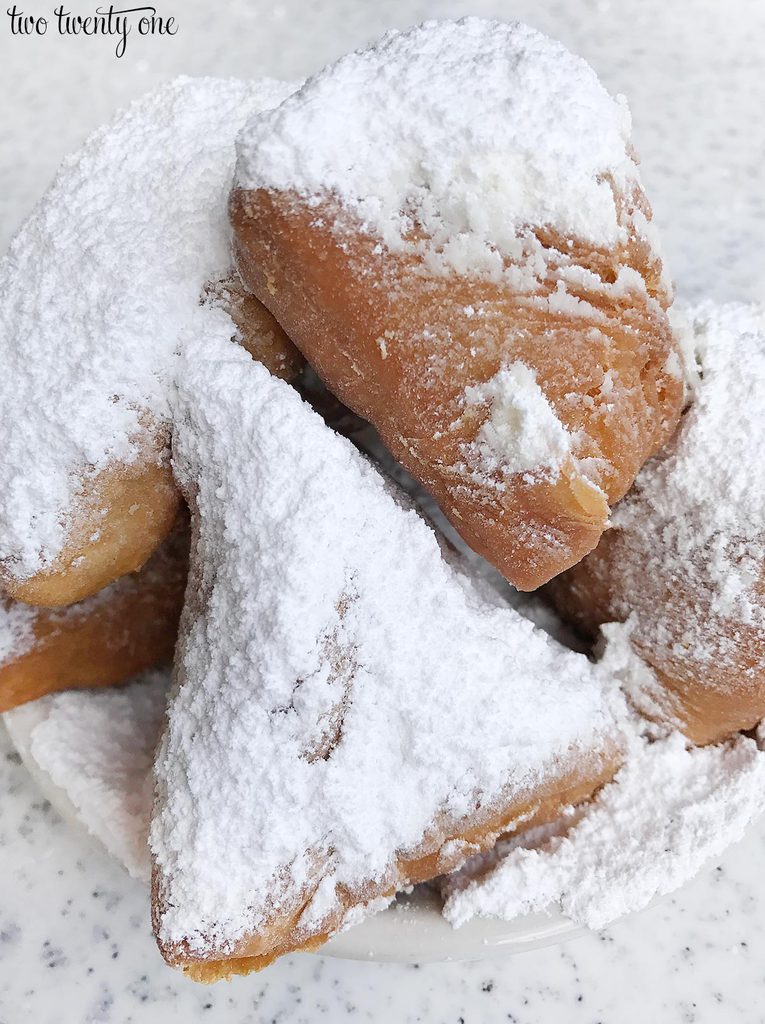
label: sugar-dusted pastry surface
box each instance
[7,430,182,608]
[441,731,765,930]
[231,19,684,591]
[5,670,170,881]
[549,303,765,745]
[8,628,765,958]
[0,76,300,607]
[0,522,187,712]
[150,325,625,980]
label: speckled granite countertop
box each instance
[1,1,765,1021]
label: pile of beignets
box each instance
[1,18,763,982]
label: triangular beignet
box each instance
[231,20,684,591]
[150,339,624,980]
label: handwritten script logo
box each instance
[6,4,178,57]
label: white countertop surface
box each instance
[2,1,765,1021]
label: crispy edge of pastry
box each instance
[230,186,683,591]
[547,535,765,746]
[0,517,189,712]
[153,743,621,981]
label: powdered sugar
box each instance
[5,671,169,881]
[0,75,296,580]
[597,620,686,738]
[12,639,765,942]
[442,731,765,930]
[236,19,638,277]
[0,599,36,665]
[612,302,765,635]
[150,331,620,956]
[463,363,573,478]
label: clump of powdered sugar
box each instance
[462,362,573,478]
[0,75,296,581]
[596,620,686,738]
[0,599,36,665]
[150,325,622,957]
[442,731,765,930]
[611,302,765,631]
[5,671,169,881]
[236,19,638,278]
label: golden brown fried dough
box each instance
[232,191,682,590]
[230,21,683,589]
[548,304,765,746]
[0,521,188,712]
[2,432,182,609]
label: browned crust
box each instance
[0,518,189,712]
[152,742,622,982]
[230,184,683,591]
[203,274,304,381]
[548,531,765,746]
[2,434,182,609]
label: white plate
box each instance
[4,704,582,964]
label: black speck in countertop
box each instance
[127,973,151,1003]
[90,888,123,912]
[40,938,68,969]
